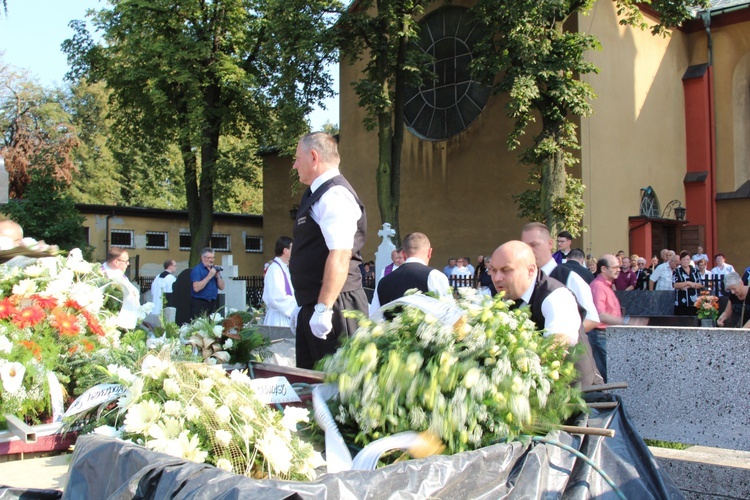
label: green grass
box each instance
[644,439,693,450]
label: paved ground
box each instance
[0,454,70,492]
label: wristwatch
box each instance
[314,303,332,314]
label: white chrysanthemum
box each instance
[148,417,182,441]
[141,355,169,380]
[281,407,309,432]
[179,431,208,463]
[124,400,162,434]
[66,258,94,275]
[256,429,293,475]
[70,282,104,312]
[20,264,45,278]
[215,429,233,447]
[0,362,26,393]
[12,279,37,298]
[164,400,183,417]
[224,392,238,405]
[240,424,255,441]
[215,405,232,424]
[0,335,12,354]
[215,458,233,471]
[162,378,181,397]
[229,370,251,385]
[200,396,217,410]
[239,405,256,420]
[93,425,122,439]
[199,378,215,393]
[185,405,201,423]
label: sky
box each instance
[0,0,339,130]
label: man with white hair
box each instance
[289,132,368,369]
[649,251,677,290]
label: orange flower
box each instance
[0,297,17,319]
[50,309,81,337]
[81,309,105,336]
[82,340,95,352]
[20,340,42,360]
[12,305,46,328]
[64,299,83,310]
[31,294,58,310]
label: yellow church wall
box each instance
[579,2,690,257]
[338,2,540,268]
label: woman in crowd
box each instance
[673,250,703,315]
[717,272,750,328]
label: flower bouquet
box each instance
[694,292,720,321]
[180,308,270,365]
[0,250,129,428]
[85,347,323,479]
[322,289,587,455]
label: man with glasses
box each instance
[717,272,750,328]
[101,247,141,329]
[552,231,573,264]
[190,247,225,320]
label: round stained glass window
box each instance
[404,6,491,141]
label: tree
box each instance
[338,0,431,245]
[0,65,78,199]
[64,0,340,264]
[1,164,87,252]
[471,0,708,237]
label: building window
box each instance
[110,229,134,248]
[146,231,169,249]
[211,234,230,252]
[179,233,191,251]
[82,227,90,245]
[403,6,491,141]
[245,235,263,253]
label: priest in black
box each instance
[289,132,369,370]
[488,241,603,387]
[369,232,453,315]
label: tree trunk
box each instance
[539,116,567,238]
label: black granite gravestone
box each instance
[173,269,194,326]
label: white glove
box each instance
[310,309,333,339]
[289,306,301,335]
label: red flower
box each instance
[31,294,58,310]
[64,299,83,311]
[12,305,46,328]
[0,297,18,319]
[50,309,81,337]
[20,340,42,360]
[81,309,105,337]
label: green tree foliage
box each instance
[1,164,87,252]
[338,0,432,245]
[64,0,340,264]
[471,0,708,237]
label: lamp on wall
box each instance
[661,200,686,221]
[289,204,299,220]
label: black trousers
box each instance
[190,297,217,321]
[295,288,368,370]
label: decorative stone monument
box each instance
[374,223,397,287]
[220,254,247,312]
[0,155,8,204]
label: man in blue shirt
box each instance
[190,247,225,320]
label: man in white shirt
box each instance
[288,132,368,369]
[101,247,142,329]
[263,237,297,327]
[649,252,679,290]
[521,223,600,333]
[370,232,453,315]
[150,259,177,315]
[692,246,708,266]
